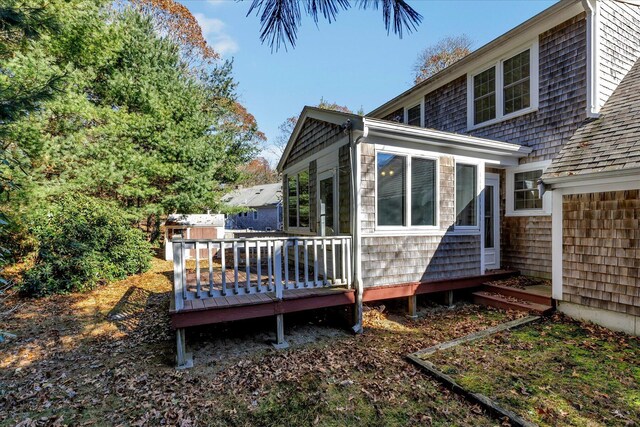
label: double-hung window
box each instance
[287,170,310,228]
[376,152,436,228]
[468,43,538,129]
[506,161,551,216]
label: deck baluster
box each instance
[256,240,262,292]
[321,239,328,286]
[233,241,239,294]
[303,239,310,287]
[245,240,251,294]
[294,239,300,288]
[207,242,214,296]
[313,239,319,287]
[283,240,289,289]
[266,240,273,291]
[331,238,336,285]
[220,241,227,296]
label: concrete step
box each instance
[473,291,554,316]
[482,284,553,306]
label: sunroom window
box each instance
[455,164,477,227]
[377,153,406,226]
[377,152,437,228]
[287,170,310,228]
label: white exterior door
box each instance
[484,174,501,270]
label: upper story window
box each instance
[377,152,437,228]
[468,42,538,129]
[407,104,421,126]
[382,107,404,123]
[287,170,310,228]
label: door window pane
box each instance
[484,185,494,248]
[456,164,477,226]
[377,153,406,226]
[411,158,436,226]
[319,177,334,235]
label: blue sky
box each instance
[182,0,556,162]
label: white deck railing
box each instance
[172,236,352,311]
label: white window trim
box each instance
[467,41,539,131]
[374,146,440,233]
[505,160,552,217]
[454,157,484,232]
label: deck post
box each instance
[446,290,454,307]
[272,314,289,349]
[172,239,184,311]
[408,295,418,319]
[175,328,193,369]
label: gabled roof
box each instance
[221,183,282,208]
[276,106,363,172]
[541,57,640,183]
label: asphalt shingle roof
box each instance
[221,183,282,208]
[542,57,640,180]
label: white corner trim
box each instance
[551,187,563,300]
[466,41,540,131]
[505,160,552,216]
[583,0,602,117]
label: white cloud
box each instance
[194,13,239,56]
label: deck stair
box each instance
[473,283,554,316]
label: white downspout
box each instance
[583,0,601,118]
[350,124,367,334]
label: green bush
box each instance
[21,195,152,296]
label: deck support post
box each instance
[408,295,418,319]
[175,328,193,369]
[446,290,454,307]
[272,314,289,349]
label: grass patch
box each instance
[424,315,640,426]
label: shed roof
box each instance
[542,57,640,183]
[221,183,282,208]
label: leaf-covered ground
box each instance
[424,315,640,426]
[0,257,525,426]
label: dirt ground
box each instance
[0,257,529,426]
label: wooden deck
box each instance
[169,270,519,329]
[170,287,356,329]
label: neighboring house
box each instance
[163,214,225,260]
[277,0,640,332]
[222,183,283,231]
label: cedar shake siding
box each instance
[423,14,588,164]
[360,144,480,287]
[283,118,344,170]
[599,1,640,108]
[338,144,351,234]
[562,191,640,317]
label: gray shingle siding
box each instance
[283,118,344,170]
[599,1,640,108]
